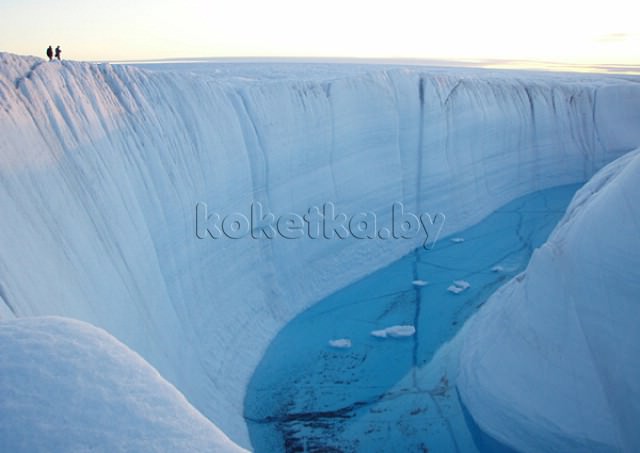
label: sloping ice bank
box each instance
[458,147,640,453]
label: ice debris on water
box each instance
[328,338,352,349]
[371,325,416,338]
[448,280,471,294]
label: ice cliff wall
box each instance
[458,147,640,453]
[1,52,639,447]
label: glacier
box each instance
[1,51,640,450]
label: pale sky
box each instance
[1,0,639,66]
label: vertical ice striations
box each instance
[458,148,640,453]
[1,53,639,447]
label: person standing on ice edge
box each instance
[46,46,53,61]
[55,46,61,61]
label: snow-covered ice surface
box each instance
[245,185,579,452]
[1,52,640,449]
[0,316,247,452]
[458,148,640,453]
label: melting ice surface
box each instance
[245,184,580,452]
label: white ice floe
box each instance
[412,279,429,287]
[328,338,352,349]
[491,265,504,272]
[453,280,471,289]
[448,280,471,294]
[450,237,465,243]
[371,325,416,338]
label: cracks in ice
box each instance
[523,85,536,124]
[411,249,422,388]
[236,90,271,200]
[0,282,16,317]
[416,77,426,212]
[247,378,454,423]
[428,390,462,453]
[247,397,380,425]
[231,90,286,324]
[325,82,340,200]
[13,61,44,89]
[443,79,463,107]
[9,61,56,144]
[591,87,606,156]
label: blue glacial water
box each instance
[245,184,580,453]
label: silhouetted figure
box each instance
[55,46,61,61]
[46,46,53,61]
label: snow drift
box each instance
[0,316,246,452]
[1,52,639,448]
[458,148,640,453]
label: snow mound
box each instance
[371,325,416,338]
[0,316,246,453]
[328,338,352,349]
[458,148,640,453]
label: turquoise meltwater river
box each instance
[245,184,580,453]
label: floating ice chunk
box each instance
[412,279,429,287]
[451,237,465,243]
[448,280,471,294]
[328,338,352,349]
[453,280,471,289]
[386,325,416,337]
[491,265,504,273]
[371,325,416,338]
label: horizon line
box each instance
[106,55,640,75]
[3,50,640,76]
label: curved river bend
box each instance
[245,184,579,453]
